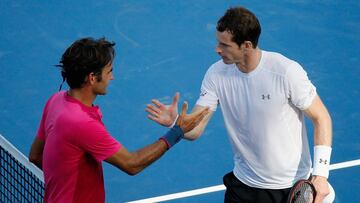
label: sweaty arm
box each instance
[105,139,168,176]
[304,95,332,146]
[106,103,209,175]
[304,95,333,203]
[29,137,45,169]
[183,105,214,140]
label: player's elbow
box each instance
[124,165,144,176]
[112,162,141,176]
[106,150,145,176]
[184,136,199,141]
[28,155,42,169]
[124,168,139,176]
[122,158,145,176]
[29,155,36,163]
[184,130,203,141]
[29,138,44,169]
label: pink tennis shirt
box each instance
[37,91,121,203]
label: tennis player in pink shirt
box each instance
[29,37,208,203]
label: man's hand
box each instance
[146,92,179,127]
[311,175,330,203]
[176,101,209,133]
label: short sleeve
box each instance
[285,62,317,110]
[36,94,57,141]
[36,111,46,141]
[77,121,121,162]
[196,68,219,111]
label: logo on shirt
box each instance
[200,91,207,97]
[261,94,271,100]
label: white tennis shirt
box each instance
[196,50,316,189]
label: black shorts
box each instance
[223,172,291,203]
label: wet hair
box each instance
[56,37,115,89]
[217,7,261,48]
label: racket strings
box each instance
[292,183,314,203]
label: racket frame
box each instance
[287,179,316,203]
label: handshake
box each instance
[146,92,210,148]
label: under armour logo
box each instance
[262,94,270,100]
[319,159,328,165]
[200,91,207,96]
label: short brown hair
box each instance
[217,7,261,48]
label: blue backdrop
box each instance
[0,1,359,202]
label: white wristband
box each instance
[312,145,332,178]
[168,114,179,128]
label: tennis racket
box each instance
[287,179,316,203]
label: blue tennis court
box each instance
[0,1,359,202]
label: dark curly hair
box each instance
[217,7,261,48]
[56,37,115,89]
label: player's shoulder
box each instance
[48,90,66,101]
[262,50,302,75]
[44,91,65,107]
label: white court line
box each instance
[126,159,360,203]
[329,159,360,170]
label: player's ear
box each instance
[88,72,97,85]
[243,41,253,49]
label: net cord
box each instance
[0,134,44,182]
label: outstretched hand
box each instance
[146,92,179,127]
[146,92,209,132]
[176,101,209,133]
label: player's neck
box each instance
[236,48,262,73]
[67,88,96,107]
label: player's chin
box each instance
[221,58,232,64]
[97,90,108,96]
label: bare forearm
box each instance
[313,113,332,146]
[129,140,168,174]
[305,96,333,146]
[108,126,183,175]
[184,107,214,140]
[305,96,333,179]
[29,138,44,170]
[184,123,206,140]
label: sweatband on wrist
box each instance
[160,125,184,149]
[312,145,332,178]
[168,114,179,128]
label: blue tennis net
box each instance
[0,134,44,202]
